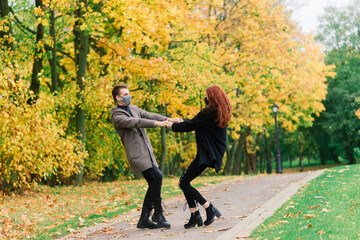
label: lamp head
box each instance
[272,104,278,113]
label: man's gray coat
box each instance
[111,105,167,174]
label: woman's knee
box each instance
[178,178,190,190]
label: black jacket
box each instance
[172,108,227,172]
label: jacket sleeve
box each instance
[112,111,156,129]
[172,112,208,132]
[139,108,167,121]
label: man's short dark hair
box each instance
[112,84,129,102]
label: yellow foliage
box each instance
[0,69,86,190]
[0,0,334,186]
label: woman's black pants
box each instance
[141,163,163,212]
[179,156,207,208]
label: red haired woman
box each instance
[165,85,232,229]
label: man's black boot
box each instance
[152,211,171,228]
[137,207,159,229]
[151,203,171,228]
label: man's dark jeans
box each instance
[142,163,163,212]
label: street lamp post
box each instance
[272,104,282,174]
[263,127,272,174]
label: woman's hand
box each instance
[165,121,173,129]
[166,117,183,123]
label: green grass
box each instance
[250,164,360,240]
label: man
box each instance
[111,83,179,229]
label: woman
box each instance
[165,85,232,229]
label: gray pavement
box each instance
[58,170,325,240]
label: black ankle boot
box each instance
[151,211,171,228]
[184,210,203,229]
[137,207,159,229]
[204,203,221,226]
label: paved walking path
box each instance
[58,170,325,240]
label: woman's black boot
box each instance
[137,207,159,229]
[204,203,221,226]
[184,210,203,229]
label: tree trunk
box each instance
[344,145,356,164]
[232,133,244,175]
[160,126,167,173]
[224,135,240,175]
[0,0,15,51]
[159,104,167,173]
[249,152,257,174]
[260,151,264,173]
[299,145,304,172]
[330,147,339,163]
[289,156,292,168]
[74,0,89,185]
[232,144,242,175]
[0,0,20,83]
[28,0,44,103]
[49,3,58,93]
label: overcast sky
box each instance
[288,0,352,34]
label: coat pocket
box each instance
[125,135,143,159]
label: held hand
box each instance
[165,121,173,129]
[167,117,183,123]
[173,117,183,123]
[155,120,172,127]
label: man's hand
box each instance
[166,117,183,123]
[155,120,172,127]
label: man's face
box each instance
[116,88,130,105]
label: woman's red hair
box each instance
[205,85,232,128]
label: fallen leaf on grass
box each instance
[299,224,312,230]
[321,208,330,212]
[318,230,326,234]
[272,220,289,226]
[78,217,85,226]
[303,214,315,219]
[315,196,324,199]
[308,206,320,209]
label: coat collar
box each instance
[114,105,134,117]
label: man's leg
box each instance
[137,168,158,229]
[142,163,171,228]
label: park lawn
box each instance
[0,175,237,240]
[250,164,360,240]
